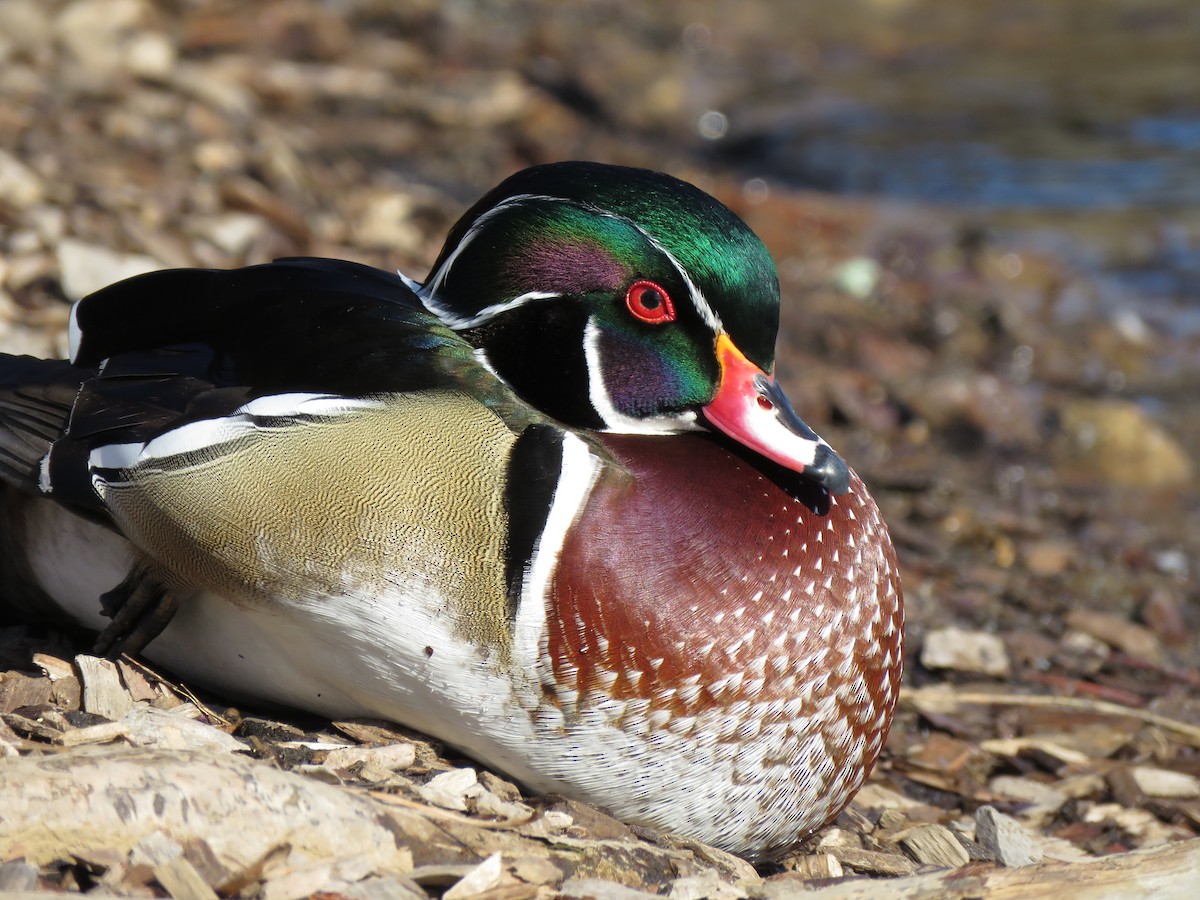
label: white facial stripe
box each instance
[626,223,723,334]
[419,193,563,327]
[437,291,561,331]
[396,269,423,293]
[88,393,383,473]
[514,431,600,660]
[582,319,702,435]
[471,346,499,378]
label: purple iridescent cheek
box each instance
[506,241,626,295]
[597,330,694,416]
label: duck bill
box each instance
[702,334,851,495]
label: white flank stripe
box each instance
[67,301,84,363]
[514,432,600,660]
[38,452,53,494]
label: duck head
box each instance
[413,162,849,495]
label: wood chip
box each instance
[825,846,918,876]
[418,767,478,811]
[442,852,502,900]
[322,742,417,772]
[979,736,1091,766]
[57,719,130,747]
[0,671,52,713]
[77,655,135,721]
[1129,766,1200,799]
[786,852,844,878]
[1064,610,1163,663]
[559,878,662,899]
[154,856,219,900]
[899,824,971,868]
[332,874,429,900]
[118,660,161,703]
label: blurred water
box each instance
[693,0,1200,336]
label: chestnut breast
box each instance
[547,432,903,752]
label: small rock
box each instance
[851,783,926,811]
[541,810,573,832]
[261,860,335,900]
[333,876,428,900]
[125,31,175,79]
[1129,766,1200,799]
[0,859,39,892]
[668,871,745,900]
[921,626,1011,677]
[55,0,149,76]
[1142,590,1190,648]
[899,824,971,868]
[975,806,1043,867]
[0,149,44,209]
[122,705,247,754]
[508,856,564,887]
[57,238,162,302]
[195,212,270,257]
[1023,539,1073,576]
[1054,399,1192,490]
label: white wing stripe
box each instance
[88,393,383,472]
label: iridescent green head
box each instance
[417,162,849,493]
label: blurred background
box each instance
[1,0,1198,869]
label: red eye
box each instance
[624,280,676,325]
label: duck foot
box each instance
[94,566,179,659]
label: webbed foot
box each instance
[94,566,179,658]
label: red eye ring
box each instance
[625,280,675,325]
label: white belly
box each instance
[16,497,873,859]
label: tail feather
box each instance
[0,356,82,492]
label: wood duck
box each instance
[0,162,902,861]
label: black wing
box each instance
[1,258,544,520]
